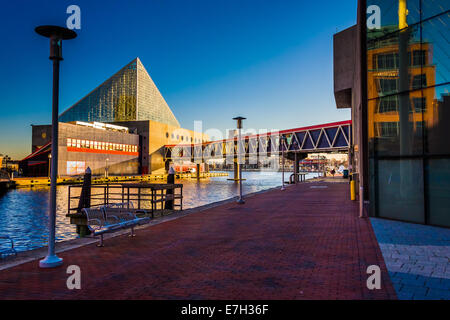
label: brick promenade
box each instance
[0,182,396,299]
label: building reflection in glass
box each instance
[367,0,449,226]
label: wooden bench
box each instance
[0,236,17,258]
[82,203,150,247]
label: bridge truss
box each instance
[164,120,351,162]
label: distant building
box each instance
[21,58,208,176]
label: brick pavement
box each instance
[371,218,450,300]
[0,182,396,299]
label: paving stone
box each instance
[396,291,414,300]
[426,278,450,290]
[400,277,427,287]
[429,257,449,263]
[426,288,450,300]
[371,217,450,300]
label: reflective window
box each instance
[421,14,450,86]
[411,74,426,90]
[367,1,450,226]
[426,159,450,227]
[378,96,398,113]
[376,159,425,223]
[422,0,450,20]
[367,0,421,28]
[67,161,86,176]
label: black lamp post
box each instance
[233,116,246,204]
[36,25,77,268]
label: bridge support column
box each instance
[196,163,201,180]
[227,157,246,182]
[294,153,300,183]
[164,160,172,174]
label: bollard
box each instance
[77,167,92,214]
[165,167,175,210]
[350,180,356,201]
[78,225,89,237]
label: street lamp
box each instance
[280,135,286,191]
[36,25,77,268]
[233,116,246,204]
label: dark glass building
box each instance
[334,0,449,227]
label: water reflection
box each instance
[0,171,319,253]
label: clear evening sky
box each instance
[0,0,354,159]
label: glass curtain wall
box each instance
[367,0,450,226]
[59,60,137,123]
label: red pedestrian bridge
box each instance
[164,120,352,161]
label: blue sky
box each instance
[0,0,355,159]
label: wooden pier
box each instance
[12,172,228,188]
[0,180,15,193]
[0,170,15,192]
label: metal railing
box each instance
[68,183,183,215]
[289,173,307,184]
